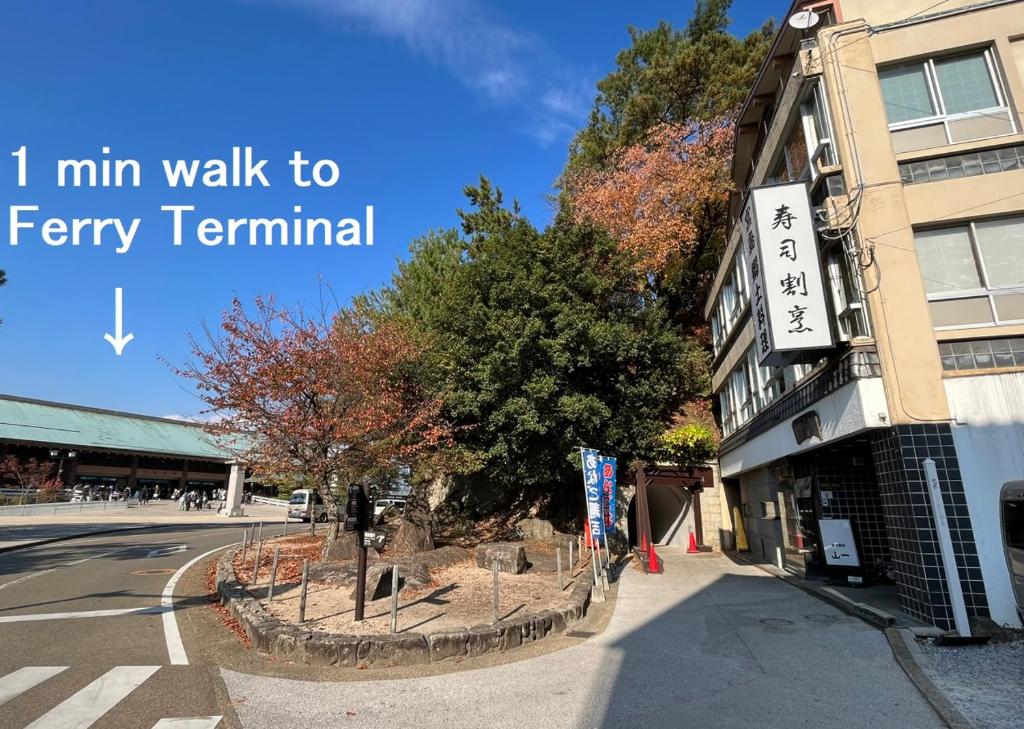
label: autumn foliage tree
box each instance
[566,121,734,325]
[175,297,450,544]
[0,455,62,501]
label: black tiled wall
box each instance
[808,445,891,577]
[870,424,989,629]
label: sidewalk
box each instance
[0,500,291,552]
[221,547,942,729]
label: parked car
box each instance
[288,488,328,523]
[373,498,407,519]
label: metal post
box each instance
[283,515,288,536]
[253,539,263,584]
[354,532,367,622]
[590,530,604,603]
[569,539,574,574]
[492,560,500,624]
[557,547,563,591]
[267,547,280,602]
[390,565,399,634]
[257,521,263,543]
[601,531,611,588]
[298,558,310,623]
[577,535,582,565]
[241,529,248,563]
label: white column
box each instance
[221,463,245,517]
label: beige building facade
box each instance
[707,0,1024,628]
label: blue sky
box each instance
[0,0,785,418]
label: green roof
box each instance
[0,394,233,461]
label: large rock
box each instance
[392,517,434,553]
[350,563,396,602]
[321,531,385,563]
[517,518,554,541]
[475,542,527,574]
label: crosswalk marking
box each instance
[150,718,222,729]
[0,666,68,706]
[24,665,160,729]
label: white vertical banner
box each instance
[923,458,971,637]
[742,182,833,365]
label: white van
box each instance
[288,489,328,522]
[373,498,407,519]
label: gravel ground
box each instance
[915,638,1024,729]
[260,559,584,635]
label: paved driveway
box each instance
[221,548,942,728]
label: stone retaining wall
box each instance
[215,550,594,668]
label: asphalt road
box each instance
[0,528,946,729]
[0,522,287,729]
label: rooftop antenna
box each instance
[788,9,822,67]
[788,9,821,32]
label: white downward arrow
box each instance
[103,287,135,355]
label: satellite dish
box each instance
[788,9,821,30]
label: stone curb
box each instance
[885,627,975,729]
[216,549,595,667]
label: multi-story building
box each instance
[706,0,1024,629]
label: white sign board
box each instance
[741,182,833,365]
[818,518,860,568]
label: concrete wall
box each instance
[738,466,785,566]
[944,371,1024,626]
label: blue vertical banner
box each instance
[580,447,604,540]
[600,455,617,535]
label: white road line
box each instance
[0,606,167,624]
[0,545,138,591]
[24,665,160,729]
[0,666,68,706]
[146,544,187,559]
[162,544,235,666]
[150,718,222,729]
[0,569,58,591]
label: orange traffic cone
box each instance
[687,528,699,554]
[647,543,662,573]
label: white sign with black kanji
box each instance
[741,182,833,365]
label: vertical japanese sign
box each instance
[580,447,604,539]
[599,455,617,535]
[741,182,832,365]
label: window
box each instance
[915,228,981,295]
[826,245,871,340]
[933,54,998,114]
[898,145,1024,185]
[976,218,1024,288]
[880,64,936,123]
[768,81,837,183]
[938,337,1024,371]
[716,346,788,437]
[914,216,1024,328]
[711,313,722,354]
[880,49,1014,152]
[801,82,837,172]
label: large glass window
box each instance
[934,54,998,114]
[915,215,1024,329]
[880,49,1014,152]
[880,65,936,123]
[975,218,1024,289]
[915,228,982,295]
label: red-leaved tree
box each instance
[566,120,734,293]
[174,296,451,543]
